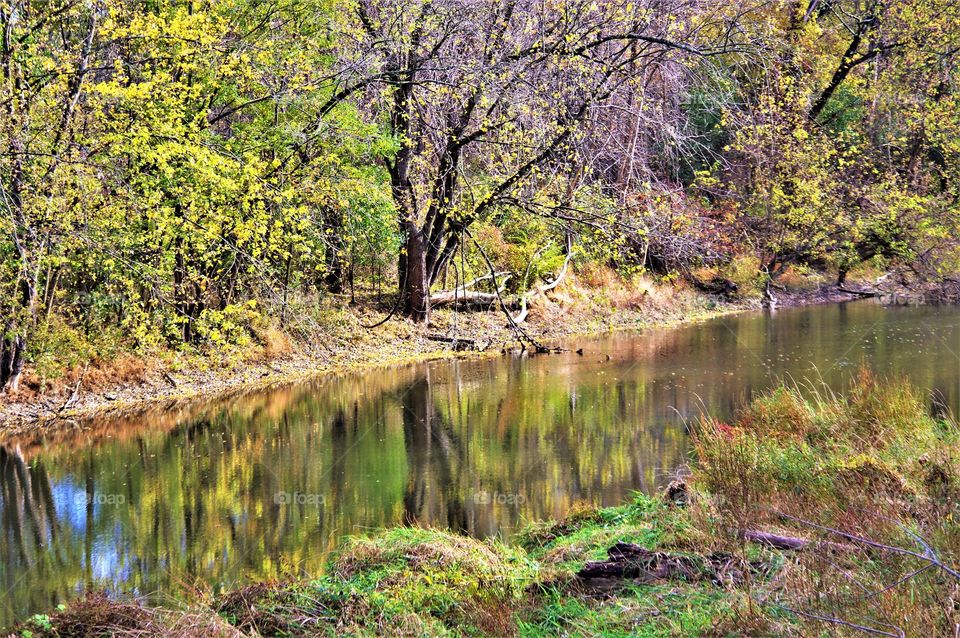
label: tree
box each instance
[0,1,99,390]
[697,0,960,282]
[344,0,736,321]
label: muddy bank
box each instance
[774,275,960,307]
[1,272,943,440]
[0,282,737,439]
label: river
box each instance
[1,300,959,624]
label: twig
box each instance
[776,605,905,637]
[56,364,87,413]
[360,264,407,329]
[857,564,934,602]
[774,510,960,580]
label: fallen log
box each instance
[424,334,489,352]
[837,285,878,298]
[458,271,511,289]
[743,530,808,550]
[579,543,701,580]
[430,291,499,309]
[430,274,512,308]
[578,533,862,591]
[577,542,753,590]
[742,530,861,553]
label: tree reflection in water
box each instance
[2,301,960,625]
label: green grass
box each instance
[517,584,737,638]
[693,370,960,635]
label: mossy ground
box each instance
[13,372,958,637]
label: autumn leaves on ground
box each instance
[12,372,959,637]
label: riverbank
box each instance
[12,372,957,637]
[0,274,747,438]
[0,266,903,439]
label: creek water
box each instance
[2,300,960,624]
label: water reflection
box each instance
[2,300,960,624]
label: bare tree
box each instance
[343,0,738,321]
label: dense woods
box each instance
[2,0,959,389]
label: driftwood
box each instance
[577,542,753,591]
[837,284,879,298]
[430,292,501,309]
[513,236,573,324]
[430,274,513,308]
[424,334,489,352]
[743,530,859,554]
[462,228,559,354]
[429,236,572,324]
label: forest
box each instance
[1,0,958,391]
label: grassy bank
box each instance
[12,372,958,637]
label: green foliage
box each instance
[2,0,959,386]
[0,0,396,383]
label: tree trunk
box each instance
[0,319,26,392]
[325,252,344,294]
[322,206,345,293]
[0,252,33,392]
[2,131,35,393]
[402,223,430,322]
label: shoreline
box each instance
[0,285,742,439]
[0,280,890,441]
